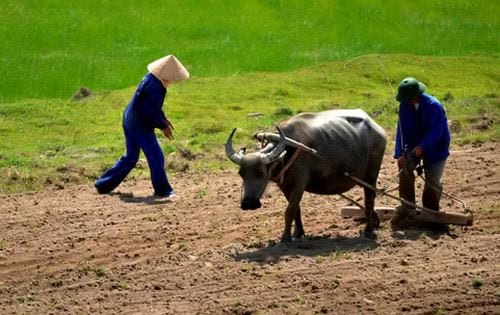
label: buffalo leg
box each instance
[282,187,305,242]
[293,206,305,239]
[363,186,379,237]
[363,145,384,237]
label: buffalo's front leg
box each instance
[282,187,305,242]
[293,205,305,239]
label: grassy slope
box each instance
[0,0,498,101]
[0,54,498,193]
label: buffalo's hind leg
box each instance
[363,186,380,238]
[362,141,384,238]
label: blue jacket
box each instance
[394,93,450,165]
[123,73,168,132]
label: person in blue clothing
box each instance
[95,54,189,198]
[394,77,451,212]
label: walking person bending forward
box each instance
[394,77,451,212]
[95,54,189,197]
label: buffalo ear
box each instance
[239,147,247,154]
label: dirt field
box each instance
[0,142,498,314]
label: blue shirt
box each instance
[123,73,168,132]
[394,93,450,165]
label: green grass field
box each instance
[0,54,498,192]
[0,0,498,101]
[0,1,498,192]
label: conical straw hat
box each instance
[147,54,189,83]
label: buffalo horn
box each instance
[261,126,287,164]
[254,131,323,159]
[225,128,243,165]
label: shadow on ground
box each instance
[111,192,173,205]
[233,234,379,264]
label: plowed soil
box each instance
[0,142,499,314]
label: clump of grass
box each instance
[78,265,108,277]
[94,267,107,277]
[195,189,208,199]
[471,278,484,289]
[315,255,326,263]
[292,295,306,305]
[273,107,294,118]
[16,296,34,304]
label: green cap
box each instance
[396,77,426,102]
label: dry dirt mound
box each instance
[0,143,499,314]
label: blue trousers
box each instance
[95,124,173,196]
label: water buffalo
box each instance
[225,109,387,241]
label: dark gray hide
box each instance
[225,109,387,241]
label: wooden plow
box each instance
[340,172,473,226]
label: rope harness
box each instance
[272,147,303,185]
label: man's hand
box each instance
[397,156,406,170]
[162,119,174,140]
[412,145,423,158]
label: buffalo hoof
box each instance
[293,230,305,239]
[362,228,377,239]
[281,234,292,243]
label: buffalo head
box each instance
[225,127,287,210]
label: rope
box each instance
[416,173,469,211]
[344,172,441,214]
[412,159,469,211]
[339,193,365,209]
[272,148,303,185]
